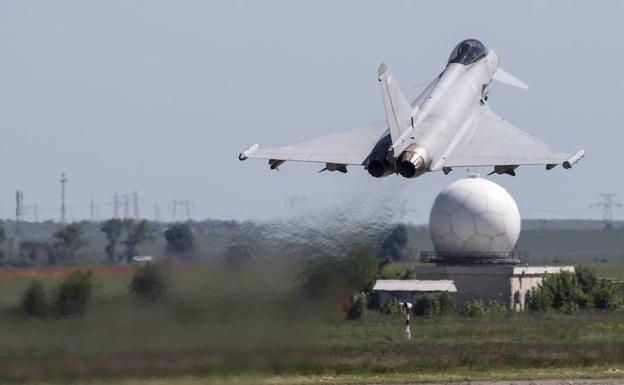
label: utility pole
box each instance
[169,199,194,221]
[60,172,67,223]
[113,193,120,219]
[169,200,177,222]
[154,202,162,222]
[31,204,40,222]
[132,191,139,220]
[15,190,23,240]
[591,193,622,229]
[122,194,129,219]
[182,199,193,221]
[90,199,95,222]
[23,204,40,222]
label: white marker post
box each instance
[401,302,412,341]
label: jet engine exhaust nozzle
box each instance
[397,146,430,178]
[367,153,394,178]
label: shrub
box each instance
[54,270,94,318]
[593,281,620,310]
[576,266,598,294]
[129,263,168,302]
[345,293,366,320]
[526,267,623,312]
[461,299,508,318]
[413,293,456,317]
[462,299,487,318]
[20,280,47,319]
[526,286,553,312]
[413,295,434,317]
[485,300,508,317]
[382,297,404,316]
[435,292,456,316]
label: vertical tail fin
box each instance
[378,63,414,146]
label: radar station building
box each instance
[412,176,576,311]
[413,264,574,310]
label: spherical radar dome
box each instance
[429,176,521,256]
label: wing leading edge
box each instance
[444,107,584,169]
[239,121,388,166]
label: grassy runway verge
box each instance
[10,366,624,385]
[0,265,624,383]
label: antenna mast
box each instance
[60,172,67,223]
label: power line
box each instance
[590,193,622,224]
[168,199,194,221]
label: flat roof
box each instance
[373,279,457,293]
[414,265,575,276]
[512,266,575,275]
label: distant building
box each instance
[372,279,457,309]
[132,255,153,265]
[413,265,575,310]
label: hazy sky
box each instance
[0,1,621,223]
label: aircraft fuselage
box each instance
[385,50,500,178]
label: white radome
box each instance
[429,176,521,256]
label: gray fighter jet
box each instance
[239,39,584,178]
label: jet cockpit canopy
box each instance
[448,39,488,65]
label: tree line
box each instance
[0,221,195,266]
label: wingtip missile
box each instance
[239,144,259,161]
[563,150,585,169]
[378,63,389,80]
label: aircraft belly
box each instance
[415,85,481,170]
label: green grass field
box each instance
[0,262,624,384]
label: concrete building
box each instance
[413,265,575,310]
[372,279,457,309]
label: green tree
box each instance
[526,268,614,313]
[164,223,195,257]
[52,223,87,263]
[54,270,94,318]
[20,280,47,319]
[122,220,153,263]
[129,263,168,302]
[345,293,366,320]
[100,219,123,262]
[0,225,6,249]
[0,225,7,264]
[379,224,409,260]
[224,241,253,269]
[19,241,52,265]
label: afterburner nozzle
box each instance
[397,145,430,178]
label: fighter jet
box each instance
[239,39,584,178]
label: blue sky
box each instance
[0,1,621,223]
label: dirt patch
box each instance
[0,264,136,278]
